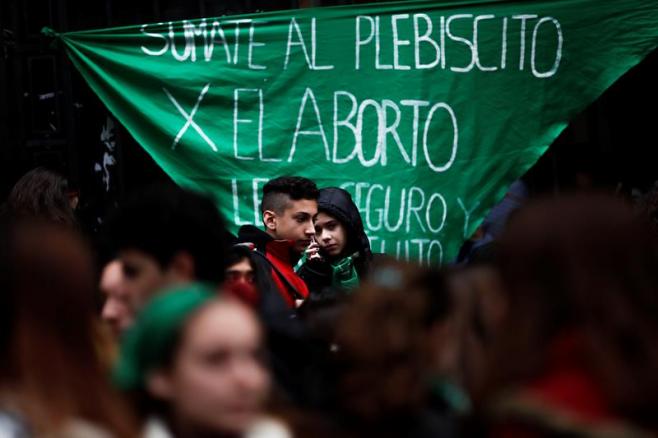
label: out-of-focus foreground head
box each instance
[115,285,270,436]
[100,259,134,338]
[489,193,658,427]
[105,184,230,333]
[335,262,452,423]
[0,220,136,436]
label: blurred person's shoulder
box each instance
[141,417,173,438]
[56,420,117,438]
[0,411,29,438]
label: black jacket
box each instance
[235,225,329,406]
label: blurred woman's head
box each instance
[487,193,658,425]
[447,265,506,397]
[116,286,270,436]
[0,220,135,435]
[335,262,452,421]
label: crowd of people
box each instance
[1,167,657,437]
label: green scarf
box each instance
[331,254,360,292]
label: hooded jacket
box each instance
[298,187,372,296]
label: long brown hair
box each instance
[0,220,137,436]
[486,194,658,426]
[4,167,77,226]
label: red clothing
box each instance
[264,239,309,307]
[524,334,614,422]
[236,225,309,308]
[490,333,633,438]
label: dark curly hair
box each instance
[335,262,452,422]
[107,184,229,285]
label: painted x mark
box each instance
[163,83,218,152]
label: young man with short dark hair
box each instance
[236,176,320,405]
[236,176,319,308]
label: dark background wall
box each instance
[1,0,657,232]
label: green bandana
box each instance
[331,254,360,292]
[113,283,215,391]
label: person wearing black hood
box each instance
[298,187,373,297]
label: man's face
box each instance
[314,212,348,258]
[267,199,318,253]
[100,260,134,338]
[116,249,168,323]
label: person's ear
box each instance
[167,251,195,282]
[147,369,174,400]
[263,210,277,232]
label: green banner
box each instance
[48,0,658,264]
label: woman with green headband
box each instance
[115,284,278,437]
